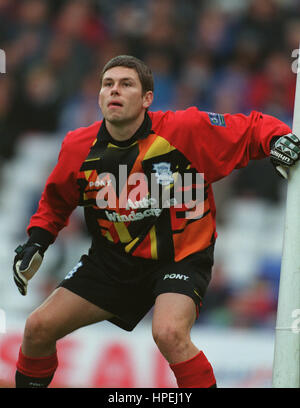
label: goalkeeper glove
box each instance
[13,228,54,296]
[270,133,300,179]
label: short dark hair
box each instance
[100,55,154,94]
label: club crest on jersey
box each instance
[208,112,226,127]
[153,162,174,185]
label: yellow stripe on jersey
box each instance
[84,157,100,162]
[107,141,138,149]
[84,170,93,180]
[105,230,114,242]
[149,225,158,260]
[125,237,139,253]
[143,136,176,160]
[114,222,132,243]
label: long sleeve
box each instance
[151,108,292,183]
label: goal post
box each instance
[272,47,300,388]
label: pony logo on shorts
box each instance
[163,273,189,281]
[65,261,83,280]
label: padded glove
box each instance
[270,133,300,179]
[13,243,45,295]
[13,227,54,295]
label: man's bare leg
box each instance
[22,287,114,357]
[152,293,216,388]
[16,287,114,387]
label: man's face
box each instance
[99,66,153,125]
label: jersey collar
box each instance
[97,112,153,147]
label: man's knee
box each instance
[152,323,190,354]
[23,310,57,348]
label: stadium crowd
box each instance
[0,0,299,329]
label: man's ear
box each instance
[143,91,154,109]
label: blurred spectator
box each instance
[0,77,19,161]
[212,61,250,114]
[141,0,183,72]
[198,264,234,327]
[6,0,51,75]
[41,33,91,99]
[0,0,18,45]
[111,3,148,43]
[59,68,102,133]
[235,0,285,58]
[11,65,61,134]
[144,50,177,111]
[54,0,108,49]
[192,6,236,66]
[17,0,50,30]
[174,53,213,110]
[284,18,300,53]
[245,51,296,122]
[230,29,263,74]
[146,0,177,48]
[226,278,277,328]
[231,160,283,204]
[93,37,131,69]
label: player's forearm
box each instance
[253,112,292,158]
[27,199,75,240]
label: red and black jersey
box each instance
[27,108,291,261]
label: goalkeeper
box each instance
[13,55,300,388]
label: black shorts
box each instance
[58,243,214,331]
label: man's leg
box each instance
[152,293,216,388]
[16,287,114,387]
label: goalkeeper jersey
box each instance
[27,108,291,261]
